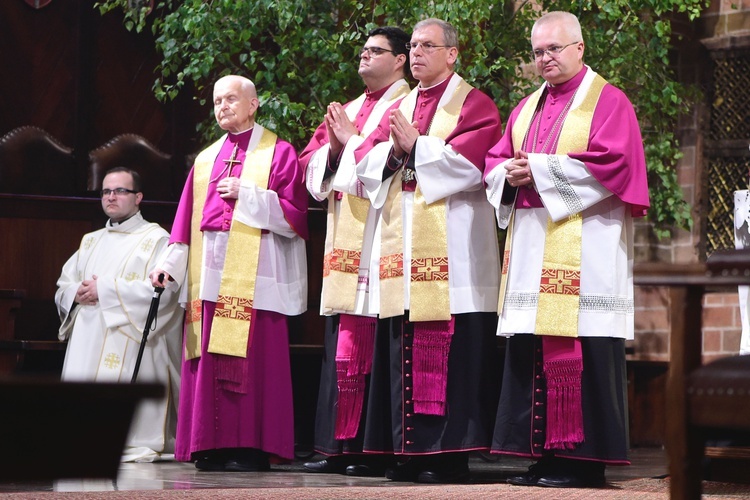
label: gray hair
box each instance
[413,18,458,48]
[531,11,583,43]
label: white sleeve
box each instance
[305,146,334,201]
[529,153,612,222]
[234,181,297,239]
[411,136,482,204]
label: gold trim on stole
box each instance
[321,84,409,313]
[501,75,608,336]
[185,127,277,359]
[379,79,473,321]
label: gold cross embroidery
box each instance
[83,237,95,250]
[540,268,581,295]
[141,238,155,252]
[411,257,449,282]
[215,295,253,321]
[330,249,361,274]
[104,352,121,369]
[124,272,140,282]
[380,254,404,279]
[186,299,202,323]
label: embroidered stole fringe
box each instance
[334,314,376,439]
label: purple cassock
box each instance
[169,127,308,463]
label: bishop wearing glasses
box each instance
[484,11,650,488]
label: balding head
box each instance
[213,75,260,133]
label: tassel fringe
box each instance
[334,361,365,439]
[412,320,453,416]
[544,355,584,450]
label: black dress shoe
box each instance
[345,464,385,477]
[224,455,270,472]
[537,472,606,488]
[416,465,470,484]
[195,456,226,471]
[302,457,348,474]
[385,458,425,482]
[506,459,553,486]
[536,458,606,488]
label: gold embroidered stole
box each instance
[322,83,409,313]
[501,75,607,336]
[184,126,277,359]
[379,79,473,321]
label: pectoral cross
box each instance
[223,143,241,177]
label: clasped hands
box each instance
[75,275,98,305]
[505,150,534,188]
[325,102,359,158]
[389,109,419,159]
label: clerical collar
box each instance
[417,73,453,93]
[107,211,143,231]
[228,127,254,143]
[546,66,587,98]
[364,85,389,101]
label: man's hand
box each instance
[325,102,358,157]
[149,269,171,288]
[217,177,240,199]
[505,150,534,187]
[389,109,420,158]
[75,275,99,305]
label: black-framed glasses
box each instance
[406,42,448,53]
[359,46,396,57]
[532,41,580,60]
[101,188,138,197]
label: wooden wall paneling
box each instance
[0,194,176,341]
[0,1,78,145]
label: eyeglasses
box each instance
[406,42,449,53]
[359,46,396,57]
[101,188,138,197]
[532,41,580,59]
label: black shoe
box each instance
[224,457,270,472]
[385,458,425,482]
[536,459,606,488]
[537,472,606,488]
[195,455,226,471]
[507,459,554,486]
[345,464,385,477]
[416,465,470,484]
[302,457,349,474]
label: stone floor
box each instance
[0,447,667,493]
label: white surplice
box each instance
[55,211,184,462]
[305,80,409,316]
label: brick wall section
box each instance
[702,292,743,361]
[632,1,749,363]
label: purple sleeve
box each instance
[169,167,195,245]
[270,140,309,240]
[442,89,503,171]
[569,85,650,217]
[298,121,329,171]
